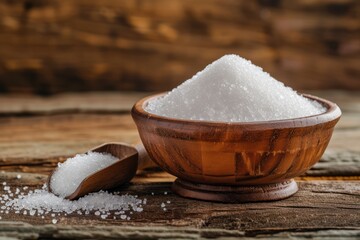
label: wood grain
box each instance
[0,1,359,94]
[0,172,359,231]
[0,92,147,116]
[0,221,359,239]
[0,91,359,238]
[0,91,358,178]
[0,114,139,173]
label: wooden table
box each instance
[0,91,359,239]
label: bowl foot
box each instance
[172,178,298,203]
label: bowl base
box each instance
[172,178,298,203]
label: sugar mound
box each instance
[50,151,118,197]
[146,54,325,122]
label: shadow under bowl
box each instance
[131,93,341,202]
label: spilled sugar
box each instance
[50,151,118,197]
[146,54,326,122]
[11,189,144,214]
[0,149,172,224]
[0,182,145,224]
[0,178,172,224]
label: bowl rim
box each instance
[132,92,341,129]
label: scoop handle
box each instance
[135,143,157,170]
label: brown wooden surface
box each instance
[0,90,359,239]
[0,0,359,94]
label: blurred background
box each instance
[0,0,359,95]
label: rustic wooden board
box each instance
[0,91,359,238]
[0,91,359,177]
[0,114,138,173]
[0,92,148,116]
[306,150,360,177]
[0,171,359,232]
[0,1,359,94]
[0,112,359,176]
[0,221,359,240]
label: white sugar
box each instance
[146,54,325,122]
[10,189,144,214]
[1,185,145,222]
[50,151,118,197]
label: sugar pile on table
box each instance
[1,182,145,223]
[0,153,172,224]
[50,151,118,197]
[146,54,326,122]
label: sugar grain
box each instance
[146,55,325,122]
[50,151,118,197]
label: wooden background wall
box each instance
[0,0,359,94]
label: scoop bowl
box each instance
[131,93,341,202]
[48,143,138,200]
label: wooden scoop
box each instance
[47,142,154,200]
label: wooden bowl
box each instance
[131,93,341,202]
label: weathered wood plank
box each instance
[0,221,359,240]
[0,92,147,116]
[0,91,359,238]
[0,172,359,231]
[1,91,357,179]
[306,150,360,176]
[0,114,138,173]
[0,1,359,94]
[0,111,359,176]
[0,87,358,224]
[0,101,360,176]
